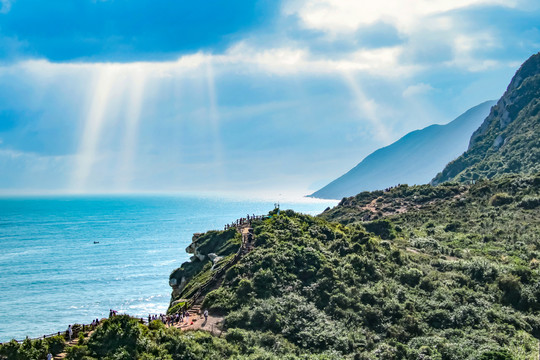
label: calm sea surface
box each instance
[0,195,335,342]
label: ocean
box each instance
[0,195,335,342]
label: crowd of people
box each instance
[148,312,189,326]
[147,309,209,327]
[224,214,265,230]
[103,307,210,328]
[384,184,401,192]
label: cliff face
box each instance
[310,101,494,200]
[168,229,240,309]
[432,53,540,184]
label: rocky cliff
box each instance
[432,52,540,184]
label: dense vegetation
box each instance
[3,173,538,359]
[201,174,540,358]
[433,52,540,184]
[0,336,65,360]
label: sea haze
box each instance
[0,195,335,342]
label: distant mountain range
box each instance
[310,101,495,199]
[432,52,540,185]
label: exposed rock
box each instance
[186,243,196,254]
[493,134,504,149]
[196,253,206,261]
[170,276,187,299]
[208,253,218,262]
[186,233,204,254]
[211,256,223,270]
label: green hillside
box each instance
[432,53,540,185]
[4,173,538,359]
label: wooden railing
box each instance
[2,322,100,345]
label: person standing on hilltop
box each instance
[67,324,73,341]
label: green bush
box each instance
[87,315,143,358]
[65,345,92,360]
[517,196,540,209]
[478,349,515,360]
[489,193,514,206]
[399,268,423,286]
[46,335,66,355]
[364,219,396,239]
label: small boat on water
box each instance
[93,241,99,244]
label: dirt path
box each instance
[406,247,459,261]
[53,331,94,359]
[170,314,224,335]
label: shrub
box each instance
[237,279,254,298]
[65,345,92,360]
[364,219,396,239]
[87,316,144,358]
[517,196,540,209]
[45,335,66,355]
[444,222,461,232]
[478,349,514,360]
[489,193,514,206]
[399,268,423,286]
[466,259,499,283]
[498,275,522,307]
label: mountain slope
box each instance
[433,52,540,184]
[310,101,495,199]
[159,173,539,359]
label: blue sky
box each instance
[0,0,539,196]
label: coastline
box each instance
[0,196,335,342]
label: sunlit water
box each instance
[0,195,336,342]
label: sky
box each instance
[0,0,539,196]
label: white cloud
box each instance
[403,83,434,98]
[224,42,415,77]
[285,0,518,34]
[9,43,414,80]
[283,0,528,74]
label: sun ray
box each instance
[116,66,147,190]
[71,66,118,192]
[342,71,392,144]
[205,57,226,185]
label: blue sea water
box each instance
[0,195,335,342]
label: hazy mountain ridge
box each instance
[311,101,495,199]
[432,52,540,185]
